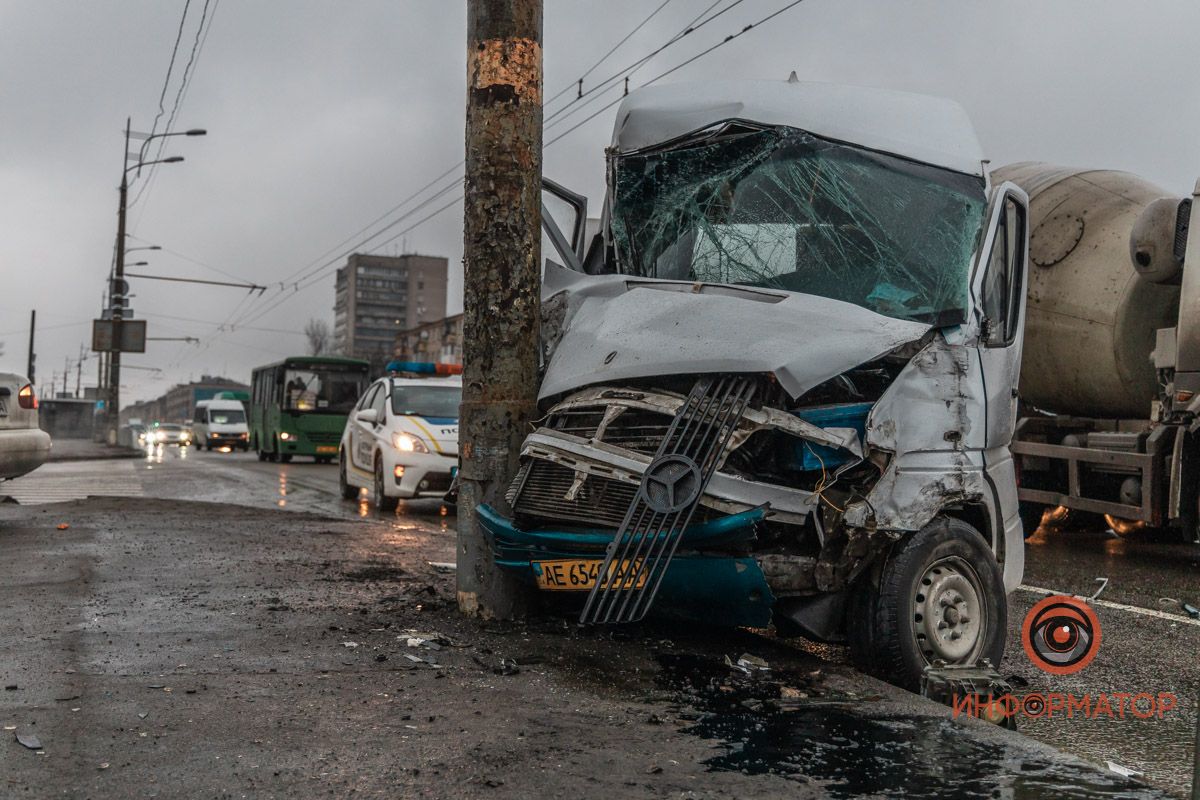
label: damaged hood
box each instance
[539,263,931,401]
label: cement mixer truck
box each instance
[995,164,1200,543]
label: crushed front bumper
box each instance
[477,503,775,627]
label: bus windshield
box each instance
[390,384,461,419]
[283,368,363,413]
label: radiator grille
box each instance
[548,406,674,455]
[511,460,637,529]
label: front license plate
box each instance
[315,445,338,454]
[534,559,646,592]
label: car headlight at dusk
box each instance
[393,433,429,454]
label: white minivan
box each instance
[193,398,250,451]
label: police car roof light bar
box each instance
[385,361,463,376]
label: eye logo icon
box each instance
[1022,595,1101,675]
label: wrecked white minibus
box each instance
[479,78,1030,689]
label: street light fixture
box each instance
[104,117,205,444]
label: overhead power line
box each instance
[147,0,193,143]
[208,0,807,349]
[272,0,694,293]
[129,0,220,216]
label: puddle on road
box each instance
[655,654,1168,799]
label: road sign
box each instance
[92,319,147,353]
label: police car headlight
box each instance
[393,433,429,454]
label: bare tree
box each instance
[304,319,332,357]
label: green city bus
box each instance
[249,356,370,463]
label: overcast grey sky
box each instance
[2,0,1199,405]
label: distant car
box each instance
[338,369,461,511]
[0,374,51,481]
[149,423,193,447]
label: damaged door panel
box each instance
[479,78,1029,692]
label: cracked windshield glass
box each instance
[611,126,987,325]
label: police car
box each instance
[338,362,461,510]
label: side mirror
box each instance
[355,408,379,424]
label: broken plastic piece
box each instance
[15,730,42,750]
[736,654,770,672]
[1104,761,1143,778]
[1183,602,1199,619]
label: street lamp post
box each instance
[104,118,204,444]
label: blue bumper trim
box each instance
[477,504,775,628]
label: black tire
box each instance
[847,516,1007,692]
[1177,433,1200,544]
[280,453,292,464]
[1018,502,1047,540]
[338,451,358,500]
[256,448,267,462]
[374,456,398,512]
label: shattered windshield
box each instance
[610,126,987,325]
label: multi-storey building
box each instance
[393,313,464,365]
[333,253,448,373]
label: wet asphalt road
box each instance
[3,444,1198,797]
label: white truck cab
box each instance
[338,363,461,510]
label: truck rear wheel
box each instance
[1178,433,1200,544]
[847,516,1007,692]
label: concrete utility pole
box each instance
[457,0,543,619]
[106,117,131,443]
[26,310,35,385]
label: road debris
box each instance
[341,641,359,649]
[401,630,455,649]
[725,653,769,675]
[1182,602,1199,620]
[1105,761,1143,778]
[56,523,69,530]
[427,561,456,573]
[15,730,42,750]
[495,658,520,676]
